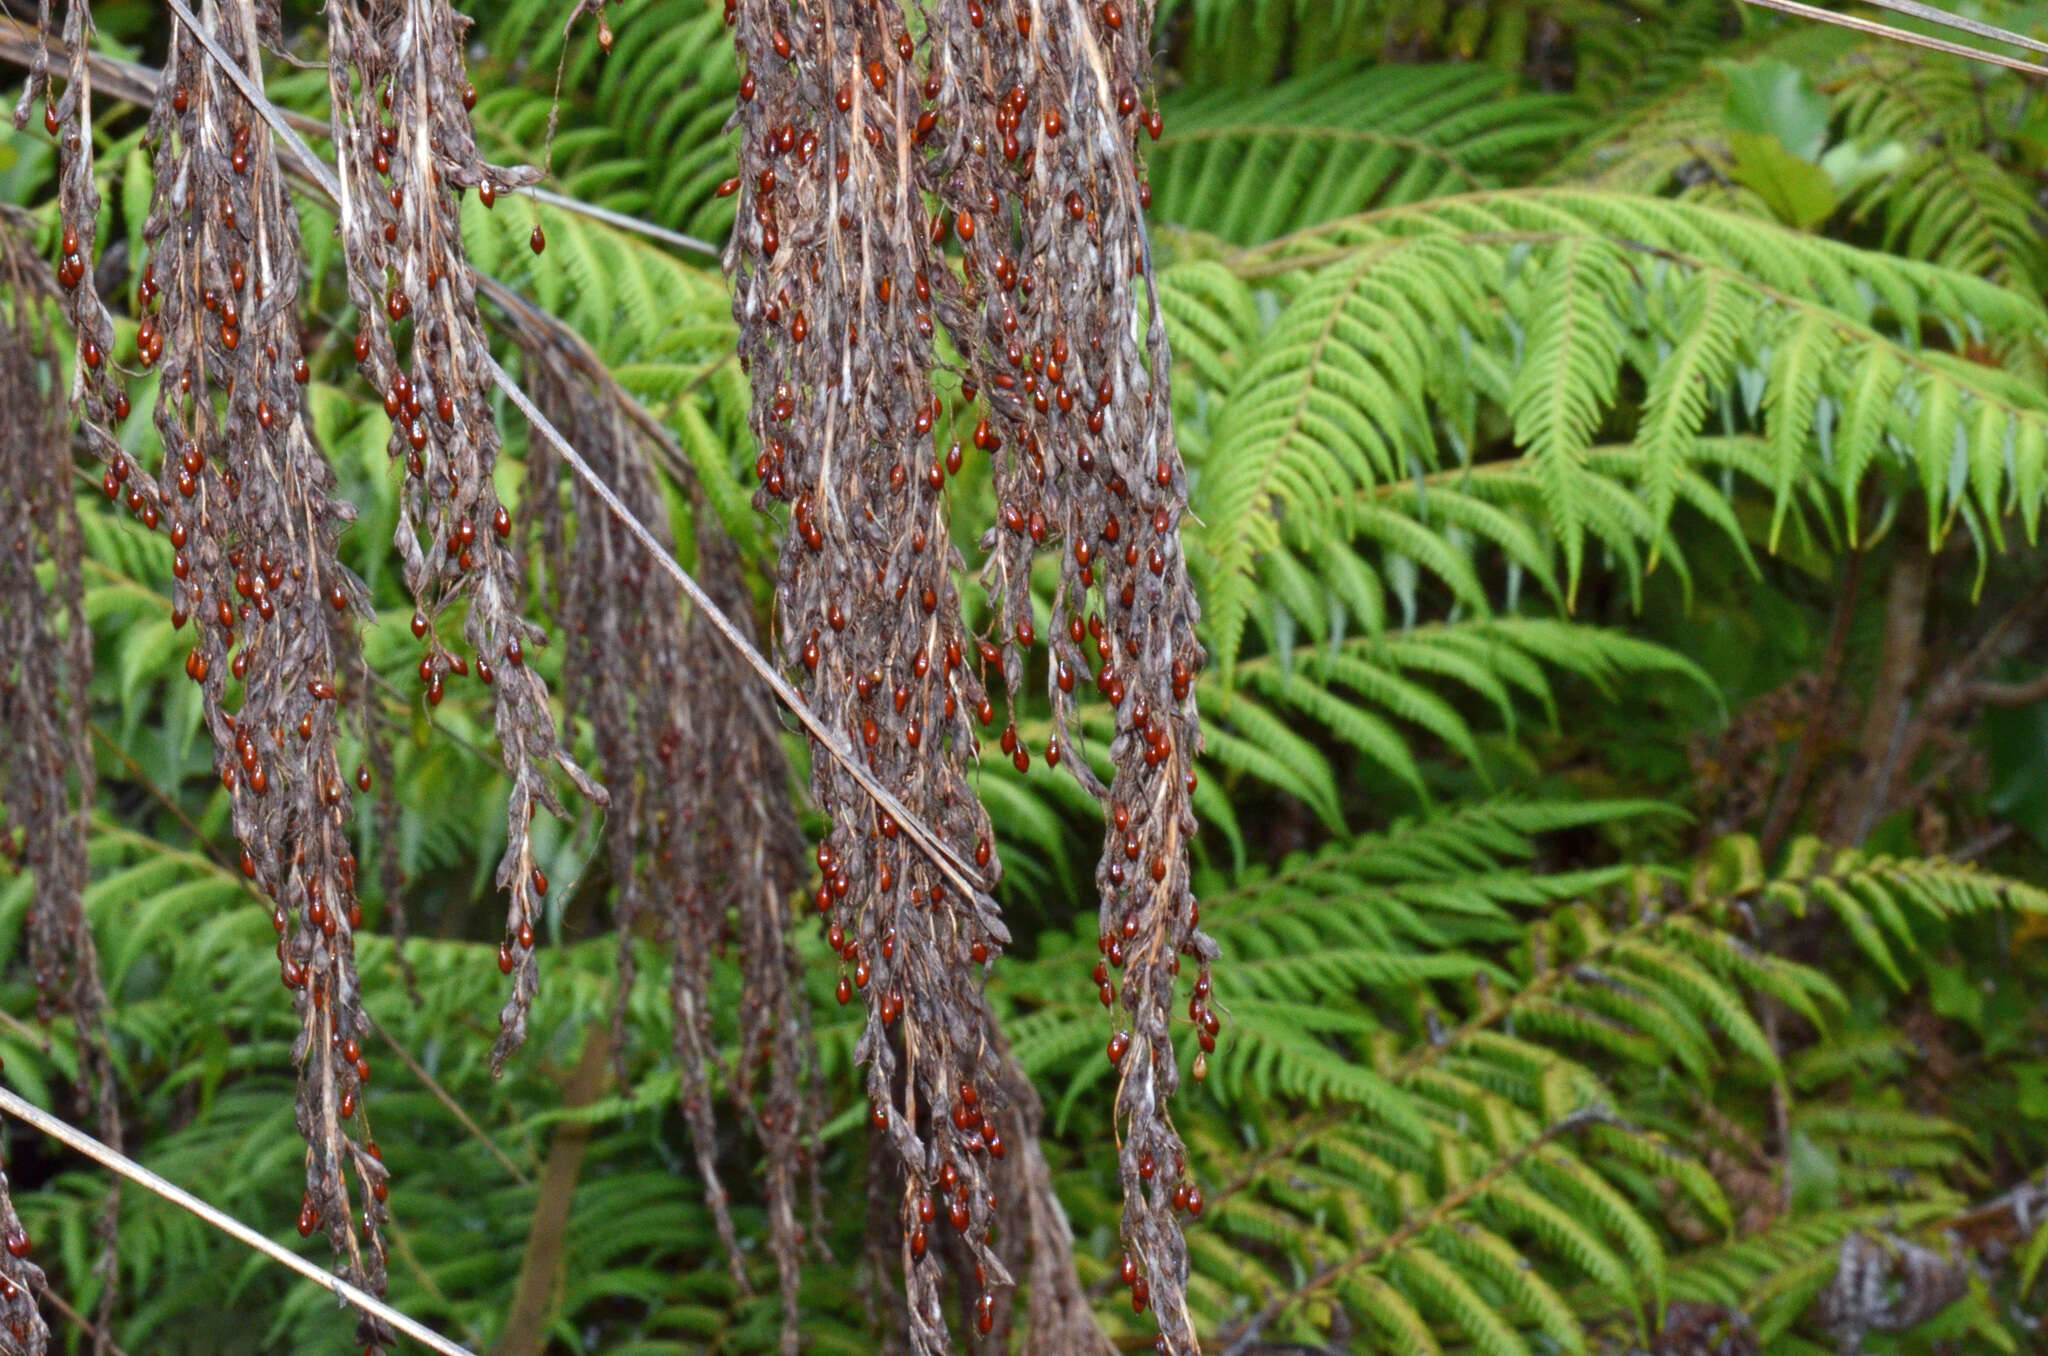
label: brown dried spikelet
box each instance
[139,7,391,1342]
[13,2,153,523]
[325,0,603,1072]
[685,482,826,1356]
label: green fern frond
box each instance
[1149,65,1586,245]
[1183,189,2048,689]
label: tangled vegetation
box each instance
[1,0,2046,1353]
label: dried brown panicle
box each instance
[728,0,1207,1348]
[521,346,820,1352]
[13,7,147,1343]
[920,2,1214,1346]
[0,206,121,1356]
[326,0,602,1071]
[139,7,391,1341]
[725,1,1032,1347]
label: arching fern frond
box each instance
[1183,189,2048,688]
[1034,819,2048,1351]
[1147,64,1586,245]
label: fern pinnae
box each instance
[1393,1243,1534,1356]
[1529,1145,1667,1300]
[1809,877,1910,989]
[1762,310,1840,548]
[1202,704,1348,823]
[1201,235,1487,689]
[1609,939,1784,1081]
[1369,473,1564,605]
[1507,236,1637,598]
[1435,1219,1590,1354]
[1338,1270,1447,1355]
[1340,501,1496,613]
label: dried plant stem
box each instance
[1733,0,2048,75]
[34,1278,129,1356]
[526,185,717,257]
[0,1088,476,1356]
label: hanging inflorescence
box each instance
[724,0,1033,1346]
[690,508,823,1356]
[136,4,393,1338]
[919,2,1215,1346]
[521,341,820,1353]
[325,0,603,1071]
[725,0,1212,1347]
[0,206,120,1356]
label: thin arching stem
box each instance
[0,1087,475,1356]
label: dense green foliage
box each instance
[4,0,2048,1352]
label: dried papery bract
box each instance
[922,0,1214,1346]
[725,0,1024,1346]
[140,7,392,1339]
[326,0,601,1070]
[0,209,121,1356]
[521,348,819,1349]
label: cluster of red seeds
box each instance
[137,9,392,1339]
[12,2,140,499]
[724,0,1039,1346]
[0,1165,47,1356]
[915,3,1215,1346]
[326,0,603,1072]
[726,0,1213,1346]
